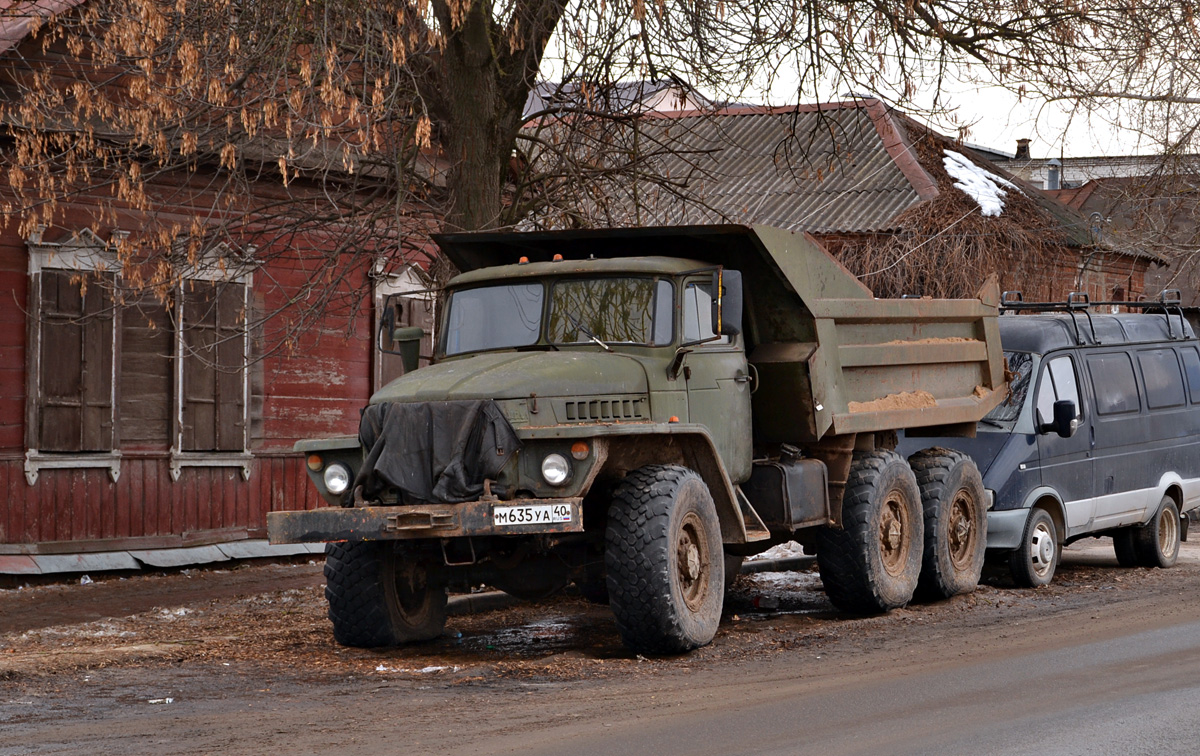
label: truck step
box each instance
[735,487,772,542]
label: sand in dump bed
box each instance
[847,390,938,413]
[879,337,973,345]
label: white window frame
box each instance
[169,242,256,481]
[23,226,125,485]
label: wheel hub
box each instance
[676,511,710,612]
[878,492,911,577]
[947,491,978,570]
[1030,524,1055,575]
[1159,509,1178,557]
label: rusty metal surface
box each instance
[267,498,585,544]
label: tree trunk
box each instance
[435,2,520,233]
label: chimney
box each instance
[1047,158,1062,191]
[1015,139,1031,160]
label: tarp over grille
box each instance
[354,400,522,504]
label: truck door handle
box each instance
[734,365,758,392]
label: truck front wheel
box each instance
[909,448,986,599]
[606,465,724,655]
[816,450,923,613]
[323,541,447,648]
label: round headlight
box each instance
[323,463,351,495]
[541,453,570,486]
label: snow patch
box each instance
[748,541,806,561]
[942,150,1019,217]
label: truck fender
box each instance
[602,426,748,544]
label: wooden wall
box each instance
[0,211,385,553]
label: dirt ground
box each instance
[4,540,1200,754]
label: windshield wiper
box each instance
[978,417,1008,428]
[566,312,612,352]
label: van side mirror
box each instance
[710,269,743,336]
[1047,399,1078,438]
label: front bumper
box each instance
[267,497,584,544]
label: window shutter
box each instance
[38,271,114,452]
[181,281,246,452]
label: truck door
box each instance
[1035,353,1094,535]
[680,278,753,485]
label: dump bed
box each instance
[434,224,1006,442]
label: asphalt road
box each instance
[6,541,1200,755]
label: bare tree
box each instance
[2,0,1196,341]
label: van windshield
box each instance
[981,351,1035,426]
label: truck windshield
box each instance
[443,283,544,355]
[442,277,674,356]
[981,350,1035,426]
[547,278,673,346]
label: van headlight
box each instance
[323,463,352,495]
[541,454,570,486]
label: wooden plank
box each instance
[128,456,144,538]
[119,303,172,445]
[838,340,989,368]
[163,457,178,536]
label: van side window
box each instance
[1138,349,1186,409]
[1182,347,1200,404]
[1035,355,1082,425]
[1087,352,1141,415]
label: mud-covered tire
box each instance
[606,465,724,655]
[1132,497,1181,568]
[816,450,923,614]
[323,541,447,648]
[909,448,986,600]
[1113,529,1139,567]
[1008,508,1058,587]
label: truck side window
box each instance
[1138,349,1186,409]
[1087,352,1141,415]
[1035,355,1082,426]
[1181,347,1200,404]
[682,282,729,345]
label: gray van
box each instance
[902,294,1200,587]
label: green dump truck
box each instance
[268,224,1006,655]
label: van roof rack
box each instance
[999,290,1187,345]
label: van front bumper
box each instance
[986,508,1030,551]
[267,498,584,544]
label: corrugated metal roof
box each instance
[610,106,925,234]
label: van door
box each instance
[680,278,753,485]
[1089,350,1160,528]
[1034,353,1094,535]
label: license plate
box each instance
[493,504,572,526]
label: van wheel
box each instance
[1112,529,1139,567]
[324,542,448,647]
[606,465,724,655]
[816,450,923,613]
[1008,508,1058,587]
[909,449,986,599]
[1132,497,1181,568]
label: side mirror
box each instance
[1044,399,1078,438]
[391,326,424,374]
[710,268,743,337]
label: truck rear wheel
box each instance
[323,541,447,648]
[1132,496,1181,568]
[909,449,986,599]
[606,465,724,655]
[816,450,923,614]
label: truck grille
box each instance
[561,396,647,422]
